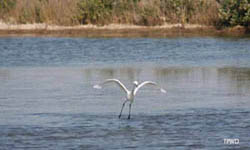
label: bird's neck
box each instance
[131,85,137,93]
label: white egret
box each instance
[93,79,166,119]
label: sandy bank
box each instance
[0,22,205,30]
[0,22,248,37]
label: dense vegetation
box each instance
[219,0,250,26]
[0,0,249,27]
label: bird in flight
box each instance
[93,79,166,119]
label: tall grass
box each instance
[1,0,80,25]
[0,0,247,27]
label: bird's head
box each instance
[133,81,139,87]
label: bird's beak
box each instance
[160,88,166,93]
[93,85,102,89]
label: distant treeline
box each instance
[0,0,249,27]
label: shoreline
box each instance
[0,23,249,37]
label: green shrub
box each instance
[219,0,250,26]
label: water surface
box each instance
[0,37,250,149]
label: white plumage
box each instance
[93,79,166,119]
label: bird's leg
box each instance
[128,103,132,120]
[119,100,128,119]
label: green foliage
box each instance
[219,0,250,26]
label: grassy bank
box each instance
[0,0,249,37]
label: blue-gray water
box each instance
[0,37,250,149]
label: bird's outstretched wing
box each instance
[93,79,129,94]
[133,81,166,95]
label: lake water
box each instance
[0,37,250,149]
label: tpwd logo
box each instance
[224,138,239,145]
